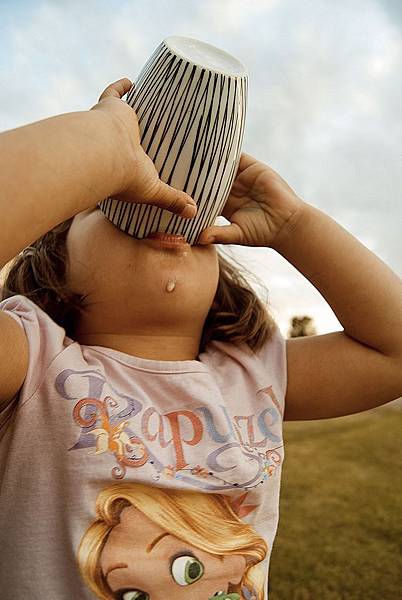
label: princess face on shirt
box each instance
[77,483,267,600]
[100,505,246,599]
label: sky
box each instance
[1,0,401,336]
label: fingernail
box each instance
[203,236,215,244]
[181,204,197,219]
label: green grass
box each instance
[268,405,402,599]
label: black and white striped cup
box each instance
[98,35,248,245]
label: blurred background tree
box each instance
[288,315,317,338]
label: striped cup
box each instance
[98,35,248,245]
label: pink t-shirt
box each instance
[0,294,287,600]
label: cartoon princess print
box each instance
[77,482,268,599]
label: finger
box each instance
[150,180,198,219]
[237,151,257,172]
[98,78,133,102]
[197,223,243,245]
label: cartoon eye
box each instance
[171,554,204,586]
[121,591,149,600]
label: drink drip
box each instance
[165,278,176,292]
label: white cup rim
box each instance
[164,35,248,77]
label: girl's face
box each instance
[65,207,219,359]
[100,505,246,599]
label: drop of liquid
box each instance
[166,279,176,293]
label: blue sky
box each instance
[1,0,401,334]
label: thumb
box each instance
[198,222,243,245]
[98,78,133,102]
[148,179,198,219]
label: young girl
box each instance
[0,77,401,600]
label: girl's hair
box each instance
[0,217,277,353]
[77,482,267,600]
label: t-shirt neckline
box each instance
[80,343,211,374]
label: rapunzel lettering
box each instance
[55,368,283,490]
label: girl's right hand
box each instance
[90,78,198,220]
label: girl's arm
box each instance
[273,203,402,420]
[0,109,126,270]
[198,153,402,421]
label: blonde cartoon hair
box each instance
[77,482,268,599]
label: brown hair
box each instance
[0,218,277,354]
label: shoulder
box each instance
[206,324,287,395]
[1,294,51,325]
[0,294,73,405]
[0,294,70,343]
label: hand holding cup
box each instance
[90,77,198,220]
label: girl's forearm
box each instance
[0,110,125,269]
[272,202,402,358]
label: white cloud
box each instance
[200,0,279,33]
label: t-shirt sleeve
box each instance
[253,323,288,417]
[0,294,69,427]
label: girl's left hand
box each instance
[197,152,307,248]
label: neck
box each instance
[74,331,202,361]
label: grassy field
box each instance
[268,403,402,599]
